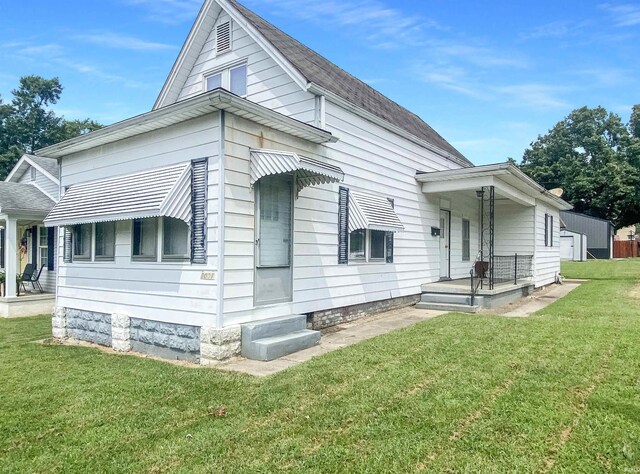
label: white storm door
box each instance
[439,210,451,279]
[255,174,293,305]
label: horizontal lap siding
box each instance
[494,201,535,256]
[177,12,315,123]
[221,105,464,326]
[57,116,221,327]
[17,165,59,200]
[534,202,560,287]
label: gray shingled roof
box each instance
[27,155,58,178]
[0,182,55,215]
[228,0,472,167]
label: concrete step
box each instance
[415,302,480,314]
[421,292,473,305]
[242,314,307,343]
[243,329,321,361]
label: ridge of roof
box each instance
[226,0,472,168]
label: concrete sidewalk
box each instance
[217,307,444,377]
[500,280,584,317]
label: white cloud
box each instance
[600,3,640,26]
[123,0,203,24]
[494,84,570,110]
[519,20,591,40]
[75,32,176,51]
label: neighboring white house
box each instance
[38,0,571,362]
[0,154,59,317]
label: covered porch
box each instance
[0,183,57,317]
[415,163,571,312]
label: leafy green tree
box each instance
[0,75,101,178]
[519,106,640,229]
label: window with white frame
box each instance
[38,226,48,268]
[132,218,158,260]
[72,224,92,261]
[205,63,247,97]
[30,167,37,182]
[162,218,189,260]
[95,222,116,260]
[349,229,387,262]
[462,219,470,261]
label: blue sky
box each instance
[0,0,638,164]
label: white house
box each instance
[38,0,571,362]
[0,154,59,317]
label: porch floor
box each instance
[1,293,55,318]
[421,278,534,296]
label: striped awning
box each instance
[44,163,192,227]
[349,191,404,233]
[250,149,344,193]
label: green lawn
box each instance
[1,260,640,473]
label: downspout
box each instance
[215,110,226,329]
[54,160,62,310]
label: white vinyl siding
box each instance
[494,201,535,257]
[55,113,221,328]
[534,203,560,287]
[177,12,315,123]
[17,163,59,200]
[446,193,480,280]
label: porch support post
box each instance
[489,186,495,290]
[4,217,17,298]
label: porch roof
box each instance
[415,163,572,210]
[44,163,192,227]
[0,182,55,217]
[249,149,344,193]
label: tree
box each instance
[518,106,640,229]
[0,75,101,178]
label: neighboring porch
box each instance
[0,182,57,317]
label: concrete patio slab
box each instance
[217,307,444,376]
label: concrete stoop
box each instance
[241,315,320,361]
[416,292,480,313]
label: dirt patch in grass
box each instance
[629,284,640,300]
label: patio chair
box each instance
[17,263,35,295]
[24,265,45,293]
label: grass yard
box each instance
[1,260,640,473]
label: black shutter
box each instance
[386,198,394,263]
[190,158,208,264]
[0,228,4,269]
[338,186,349,264]
[31,225,38,268]
[550,215,554,247]
[63,227,72,263]
[47,227,55,271]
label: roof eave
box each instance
[36,90,336,158]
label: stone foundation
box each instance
[307,294,421,330]
[200,326,241,365]
[130,318,200,361]
[111,313,131,352]
[65,309,112,346]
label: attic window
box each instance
[216,21,232,54]
[30,167,36,181]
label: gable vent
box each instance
[216,21,232,54]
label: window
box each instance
[205,63,247,97]
[95,222,116,260]
[370,230,386,260]
[462,219,470,261]
[162,218,189,260]
[38,226,48,268]
[545,213,554,247]
[30,167,36,181]
[72,224,91,260]
[229,64,247,96]
[349,229,389,262]
[132,218,157,260]
[349,229,366,260]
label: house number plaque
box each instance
[200,272,216,281]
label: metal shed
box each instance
[560,211,614,259]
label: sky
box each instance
[0,0,638,164]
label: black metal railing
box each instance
[493,254,533,285]
[470,254,533,305]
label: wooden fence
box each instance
[613,240,640,258]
